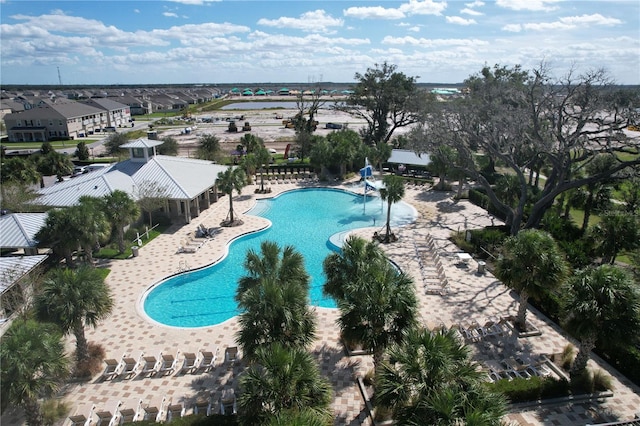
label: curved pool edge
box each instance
[135,218,273,330]
[138,185,419,329]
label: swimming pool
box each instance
[143,188,417,328]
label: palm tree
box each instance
[255,146,272,193]
[75,197,111,264]
[323,236,417,370]
[590,210,640,265]
[102,190,141,253]
[35,266,114,367]
[37,151,74,181]
[267,407,333,426]
[236,241,316,359]
[323,235,387,301]
[495,229,569,331]
[1,319,69,426]
[375,327,507,425]
[562,265,640,377]
[0,156,40,185]
[238,343,333,426]
[35,208,80,267]
[240,133,264,154]
[378,174,405,243]
[196,134,222,161]
[240,153,258,184]
[217,166,247,226]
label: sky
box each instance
[1,0,639,85]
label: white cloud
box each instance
[502,24,522,32]
[559,14,622,26]
[382,35,488,47]
[343,6,405,20]
[446,16,476,25]
[163,12,179,18]
[409,26,421,32]
[398,0,447,16]
[503,13,623,33]
[344,0,446,20]
[496,0,561,12]
[465,0,484,7]
[257,10,343,33]
[460,7,483,16]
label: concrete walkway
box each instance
[2,179,639,425]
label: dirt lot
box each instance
[160,107,368,157]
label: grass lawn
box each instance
[1,140,99,150]
[567,208,601,229]
[95,225,166,260]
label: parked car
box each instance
[71,166,88,177]
[325,122,343,130]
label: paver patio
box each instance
[2,179,639,425]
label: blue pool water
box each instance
[143,188,416,328]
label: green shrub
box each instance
[592,368,613,391]
[488,376,571,403]
[363,368,376,386]
[488,376,543,403]
[561,344,577,370]
[530,289,563,322]
[42,399,71,426]
[450,231,474,254]
[597,345,640,387]
[469,189,489,210]
[470,227,508,255]
[539,376,571,399]
[541,213,583,242]
[571,369,594,394]
[559,240,593,269]
[74,342,106,380]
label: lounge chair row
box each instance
[101,347,238,381]
[67,391,229,426]
[484,356,553,382]
[417,238,450,295]
[452,318,510,343]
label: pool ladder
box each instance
[177,260,189,273]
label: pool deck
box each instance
[3,179,640,425]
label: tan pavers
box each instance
[2,181,639,426]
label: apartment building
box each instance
[3,98,130,142]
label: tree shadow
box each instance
[311,343,364,395]
[435,199,467,214]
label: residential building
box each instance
[3,98,130,141]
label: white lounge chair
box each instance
[198,347,219,372]
[68,404,95,426]
[158,351,180,376]
[219,389,237,415]
[177,352,199,375]
[225,346,239,364]
[143,396,166,422]
[95,400,121,426]
[118,352,143,379]
[100,355,123,381]
[178,245,199,254]
[118,399,143,424]
[165,399,185,423]
[139,354,160,377]
[192,392,213,416]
